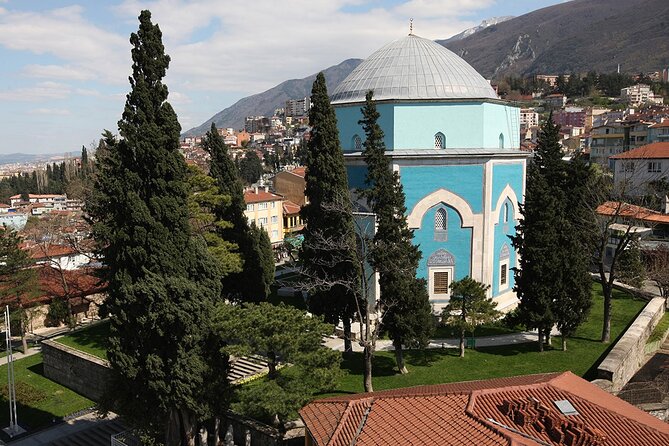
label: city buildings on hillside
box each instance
[648,120,669,143]
[519,108,539,129]
[331,33,525,312]
[621,84,664,106]
[300,371,669,446]
[285,97,310,118]
[545,93,567,108]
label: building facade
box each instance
[243,187,284,245]
[331,34,527,312]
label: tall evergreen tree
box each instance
[203,123,273,302]
[87,11,222,444]
[358,91,433,374]
[511,116,563,351]
[301,72,361,355]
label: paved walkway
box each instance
[8,412,120,446]
[324,328,562,353]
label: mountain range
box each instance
[184,0,669,136]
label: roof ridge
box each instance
[326,397,374,446]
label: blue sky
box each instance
[0,0,565,155]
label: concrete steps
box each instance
[48,419,126,446]
[228,356,269,383]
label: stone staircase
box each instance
[48,419,126,446]
[228,356,270,383]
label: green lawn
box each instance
[55,321,109,360]
[648,312,669,344]
[0,354,93,432]
[327,283,646,395]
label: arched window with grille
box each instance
[499,133,505,149]
[434,207,448,241]
[434,132,445,149]
[503,202,509,223]
[353,135,362,151]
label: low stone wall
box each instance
[596,296,666,391]
[41,338,111,401]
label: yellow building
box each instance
[243,187,284,245]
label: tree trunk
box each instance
[165,408,197,446]
[538,329,544,352]
[601,283,612,343]
[459,329,466,358]
[393,340,408,374]
[363,345,373,392]
[268,351,277,379]
[20,317,28,354]
[544,328,551,347]
[343,317,353,357]
[561,335,567,352]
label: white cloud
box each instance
[28,108,71,116]
[0,5,130,85]
[0,81,71,101]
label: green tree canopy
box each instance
[87,11,223,444]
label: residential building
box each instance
[553,109,586,128]
[648,120,669,143]
[9,193,67,209]
[611,142,669,196]
[332,33,526,312]
[621,84,664,106]
[544,93,567,108]
[282,200,303,238]
[534,74,569,87]
[21,242,91,270]
[244,116,270,134]
[272,166,307,206]
[519,108,539,128]
[589,121,650,167]
[285,97,310,118]
[300,372,669,446]
[243,187,284,245]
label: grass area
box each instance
[0,354,93,432]
[54,321,109,360]
[433,322,520,339]
[326,283,646,395]
[647,312,669,345]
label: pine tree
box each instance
[511,115,563,351]
[443,277,498,357]
[301,72,361,355]
[203,123,273,302]
[358,91,433,374]
[87,11,222,444]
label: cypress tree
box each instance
[358,91,433,374]
[301,72,361,354]
[203,123,273,302]
[87,11,222,444]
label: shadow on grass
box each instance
[27,362,44,376]
[61,321,110,353]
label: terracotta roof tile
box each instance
[243,190,283,204]
[282,200,301,215]
[596,201,669,224]
[301,372,669,446]
[610,142,669,159]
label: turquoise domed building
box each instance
[331,33,527,312]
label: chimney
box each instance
[254,186,258,194]
[264,186,269,193]
[664,195,669,214]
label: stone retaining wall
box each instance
[41,338,111,401]
[596,296,666,391]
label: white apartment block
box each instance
[620,84,664,106]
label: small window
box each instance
[499,133,505,149]
[258,217,267,226]
[501,264,508,286]
[258,202,268,210]
[272,230,278,239]
[434,132,445,149]
[271,201,276,208]
[434,208,448,241]
[271,215,278,224]
[648,162,662,173]
[353,135,362,151]
[246,204,254,211]
[503,203,509,223]
[434,271,449,294]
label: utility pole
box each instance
[3,306,25,437]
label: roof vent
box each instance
[554,400,578,416]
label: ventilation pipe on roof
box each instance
[663,195,669,214]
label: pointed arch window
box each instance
[353,135,362,151]
[434,207,448,241]
[434,132,445,149]
[499,133,505,149]
[503,203,510,223]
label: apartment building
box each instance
[243,187,284,245]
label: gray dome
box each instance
[331,34,497,104]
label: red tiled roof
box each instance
[20,242,78,259]
[282,200,301,215]
[244,190,283,204]
[9,194,65,200]
[300,372,669,446]
[649,121,669,128]
[610,142,669,159]
[289,166,306,178]
[596,201,669,224]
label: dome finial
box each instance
[409,18,414,35]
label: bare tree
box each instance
[645,244,669,299]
